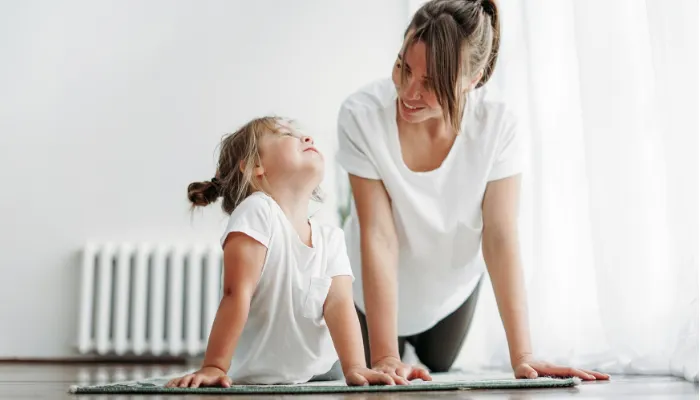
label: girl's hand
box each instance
[165,366,233,388]
[513,355,610,381]
[345,366,395,386]
[372,356,432,385]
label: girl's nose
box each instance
[302,136,314,145]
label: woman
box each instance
[336,0,609,383]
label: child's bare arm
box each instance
[166,232,266,388]
[324,276,394,386]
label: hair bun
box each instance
[187,180,221,207]
[481,0,496,16]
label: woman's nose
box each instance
[403,77,422,100]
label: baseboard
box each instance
[0,356,189,364]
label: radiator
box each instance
[77,242,223,356]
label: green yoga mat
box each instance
[69,373,580,395]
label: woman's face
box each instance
[392,40,444,124]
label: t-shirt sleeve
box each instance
[488,112,524,181]
[336,104,381,180]
[325,228,355,281]
[220,194,272,248]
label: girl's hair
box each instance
[401,0,500,132]
[188,116,322,214]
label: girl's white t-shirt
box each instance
[220,192,353,384]
[337,79,522,336]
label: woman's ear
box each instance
[462,70,484,93]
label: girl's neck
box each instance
[267,188,312,240]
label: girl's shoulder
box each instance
[311,220,346,248]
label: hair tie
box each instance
[481,0,495,16]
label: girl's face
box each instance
[257,121,324,192]
[392,40,444,124]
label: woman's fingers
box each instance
[407,366,432,381]
[582,369,610,380]
[515,364,538,379]
[542,366,595,381]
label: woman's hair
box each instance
[401,0,500,132]
[188,116,322,214]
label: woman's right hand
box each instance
[165,366,232,388]
[372,356,432,385]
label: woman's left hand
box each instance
[513,356,610,381]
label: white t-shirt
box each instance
[336,79,522,336]
[220,192,354,384]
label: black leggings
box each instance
[356,280,481,373]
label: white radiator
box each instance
[77,242,223,356]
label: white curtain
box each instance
[405,0,698,381]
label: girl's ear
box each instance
[239,160,265,177]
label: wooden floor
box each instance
[0,362,696,399]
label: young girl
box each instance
[166,117,398,387]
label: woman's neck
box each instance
[398,113,453,139]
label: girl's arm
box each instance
[324,275,394,386]
[166,232,266,388]
[348,175,431,384]
[482,175,608,381]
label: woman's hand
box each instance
[165,366,233,388]
[372,356,432,385]
[513,355,610,381]
[345,366,395,386]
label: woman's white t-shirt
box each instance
[220,192,353,384]
[337,79,522,336]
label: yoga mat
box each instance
[69,373,580,395]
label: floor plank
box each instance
[0,363,696,399]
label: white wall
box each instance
[0,0,407,358]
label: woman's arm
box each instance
[482,175,608,381]
[324,275,394,386]
[348,175,431,383]
[349,175,401,363]
[166,232,266,388]
[481,175,532,365]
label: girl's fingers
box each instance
[347,372,369,386]
[395,366,411,379]
[190,375,204,388]
[165,378,179,388]
[179,374,194,387]
[389,372,409,385]
[218,376,233,388]
[369,371,395,386]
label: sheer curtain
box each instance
[405,0,698,381]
